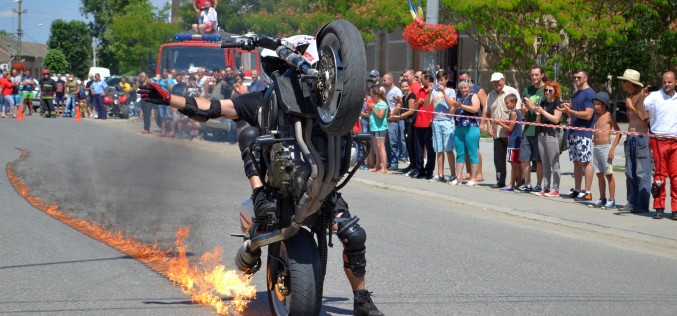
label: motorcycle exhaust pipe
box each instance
[234,240,262,274]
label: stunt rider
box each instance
[138,82,385,316]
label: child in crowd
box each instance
[367,86,389,173]
[496,94,523,191]
[591,92,622,209]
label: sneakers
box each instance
[544,190,560,197]
[429,175,447,183]
[465,180,477,186]
[574,191,592,201]
[499,186,514,192]
[566,188,579,198]
[621,204,634,212]
[517,184,532,192]
[354,290,385,316]
[602,199,616,209]
[589,198,607,208]
[251,187,276,218]
[532,185,542,192]
[531,189,548,196]
[653,208,665,219]
[449,179,459,185]
[404,169,418,178]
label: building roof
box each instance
[0,35,49,64]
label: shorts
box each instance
[22,91,33,99]
[567,134,593,162]
[519,135,541,162]
[371,131,387,139]
[507,148,521,163]
[158,105,173,120]
[432,120,455,152]
[593,144,613,175]
[232,92,261,127]
[204,23,214,33]
[54,95,65,103]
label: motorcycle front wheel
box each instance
[315,20,367,136]
[267,229,322,316]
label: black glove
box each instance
[138,82,171,105]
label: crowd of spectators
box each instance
[358,66,677,220]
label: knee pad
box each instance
[239,126,261,178]
[337,212,367,277]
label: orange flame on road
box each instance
[6,149,256,315]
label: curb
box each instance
[351,177,677,254]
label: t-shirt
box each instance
[569,87,596,138]
[249,79,266,93]
[521,85,545,136]
[55,79,65,96]
[431,88,456,121]
[403,91,416,122]
[66,79,78,95]
[414,86,433,128]
[455,92,481,128]
[0,77,14,96]
[172,81,187,96]
[539,99,561,133]
[11,75,22,94]
[369,100,388,132]
[159,78,176,92]
[39,78,57,99]
[385,86,403,113]
[507,109,524,149]
[643,89,677,136]
[21,75,34,91]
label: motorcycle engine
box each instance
[268,142,310,199]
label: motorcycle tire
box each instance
[267,228,322,316]
[315,20,367,136]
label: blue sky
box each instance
[0,0,170,44]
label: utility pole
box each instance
[13,0,26,65]
[423,0,439,74]
[92,37,97,67]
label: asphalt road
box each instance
[1,116,677,315]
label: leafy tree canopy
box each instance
[47,20,92,78]
[44,49,69,74]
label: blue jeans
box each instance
[624,135,652,211]
[65,95,77,116]
[387,120,408,166]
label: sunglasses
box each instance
[544,89,555,93]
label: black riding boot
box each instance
[354,290,384,316]
[251,186,276,218]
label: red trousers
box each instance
[649,137,677,211]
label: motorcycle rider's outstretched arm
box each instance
[138,81,238,122]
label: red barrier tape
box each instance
[400,107,677,140]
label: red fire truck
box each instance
[156,33,260,78]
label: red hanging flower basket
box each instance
[402,21,459,51]
[12,63,26,71]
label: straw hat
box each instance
[617,69,643,87]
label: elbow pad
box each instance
[178,97,222,122]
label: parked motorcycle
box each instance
[226,20,369,315]
[104,87,129,119]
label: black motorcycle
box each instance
[225,20,371,315]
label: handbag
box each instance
[557,127,567,154]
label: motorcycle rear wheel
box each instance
[315,20,367,136]
[267,229,322,316]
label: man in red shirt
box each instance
[413,71,435,179]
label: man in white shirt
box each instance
[644,71,677,220]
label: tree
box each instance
[47,20,92,78]
[44,49,69,74]
[106,1,180,74]
[441,0,677,90]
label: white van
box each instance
[87,67,111,80]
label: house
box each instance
[0,35,48,75]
